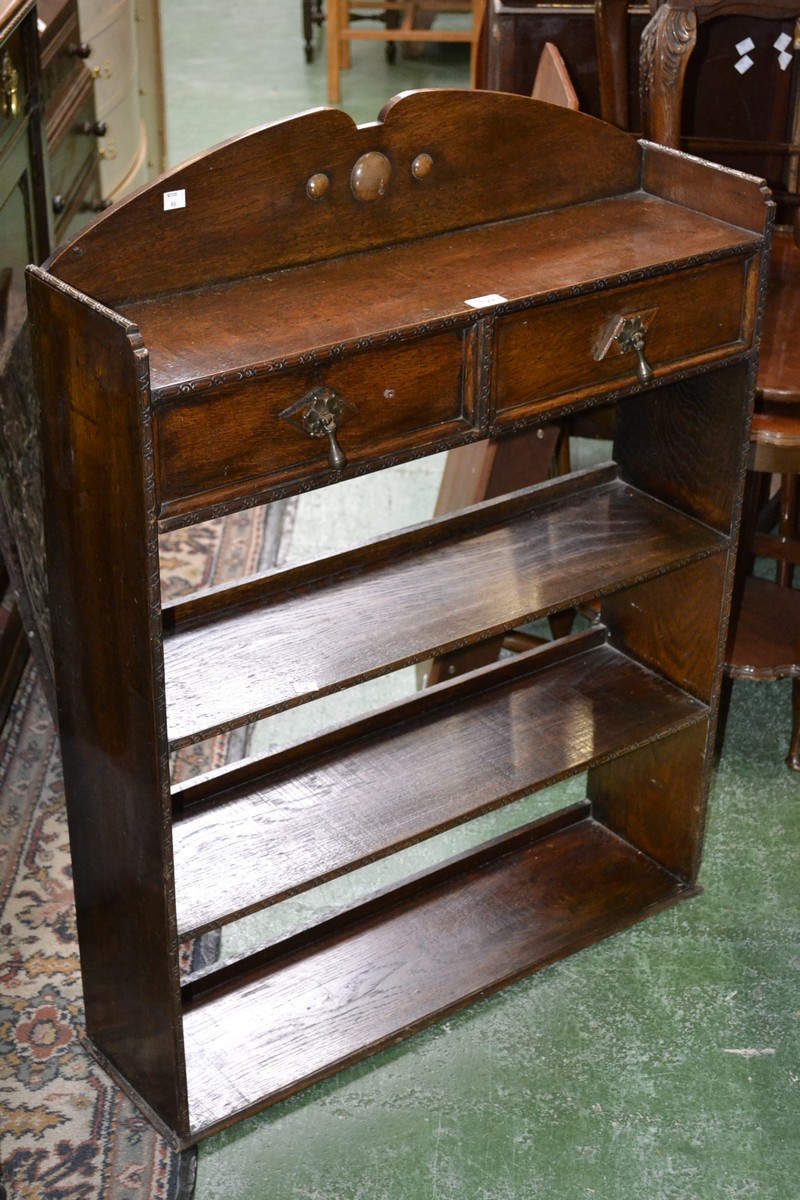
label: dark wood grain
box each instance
[163,470,727,747]
[126,196,760,396]
[614,362,753,533]
[172,632,707,937]
[46,90,641,306]
[181,814,694,1138]
[26,270,188,1134]
[601,552,730,703]
[726,575,800,677]
[590,719,711,883]
[155,328,474,518]
[492,255,751,421]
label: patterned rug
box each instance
[0,503,289,1200]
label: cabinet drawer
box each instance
[48,78,97,206]
[492,257,752,422]
[155,329,475,517]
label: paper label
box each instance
[779,49,793,71]
[735,54,754,74]
[163,189,187,211]
[775,32,792,53]
[464,293,507,308]
[736,37,755,55]
[292,680,319,694]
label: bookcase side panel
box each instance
[600,551,730,704]
[588,719,711,884]
[26,269,189,1134]
[612,361,754,535]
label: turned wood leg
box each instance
[777,472,798,589]
[714,672,734,763]
[595,0,630,128]
[326,0,343,104]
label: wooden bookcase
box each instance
[26,90,771,1148]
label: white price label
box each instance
[464,293,507,309]
[163,189,187,211]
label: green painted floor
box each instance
[159,4,799,1196]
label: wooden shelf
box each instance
[181,807,695,1139]
[172,628,706,938]
[163,465,726,748]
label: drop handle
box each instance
[311,404,347,470]
[1,52,19,120]
[615,316,654,384]
[302,387,348,470]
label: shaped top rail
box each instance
[46,89,644,307]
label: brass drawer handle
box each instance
[280,385,354,471]
[305,389,347,470]
[615,315,654,384]
[1,52,19,121]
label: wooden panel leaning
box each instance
[26,89,772,1147]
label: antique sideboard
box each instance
[27,89,771,1145]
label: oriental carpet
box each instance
[0,503,288,1200]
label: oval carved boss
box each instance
[351,151,392,201]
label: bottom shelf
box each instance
[180,808,697,1142]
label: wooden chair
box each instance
[640,0,800,769]
[326,0,485,104]
[302,0,325,63]
[595,0,664,130]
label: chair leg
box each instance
[303,0,314,62]
[787,677,800,771]
[777,472,798,588]
[326,0,342,103]
[715,671,735,764]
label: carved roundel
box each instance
[351,152,392,201]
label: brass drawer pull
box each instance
[594,308,657,384]
[305,390,347,470]
[615,315,654,384]
[280,385,354,471]
[1,52,19,121]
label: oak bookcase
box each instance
[26,89,771,1147]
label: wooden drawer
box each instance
[492,257,752,422]
[155,329,476,517]
[38,0,88,127]
[48,74,97,207]
[96,78,141,197]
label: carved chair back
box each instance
[640,1,800,243]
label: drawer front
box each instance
[40,8,82,119]
[492,257,751,423]
[53,153,102,243]
[48,78,97,204]
[80,0,137,117]
[155,330,475,517]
